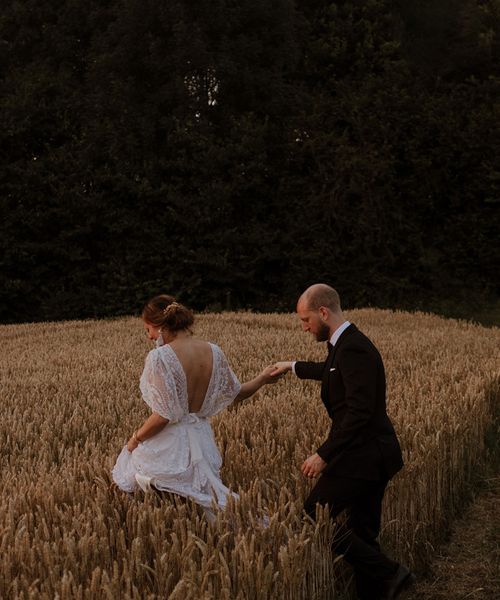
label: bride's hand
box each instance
[127,436,139,452]
[260,365,286,385]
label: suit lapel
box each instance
[321,349,335,409]
[321,324,357,410]
[328,323,357,365]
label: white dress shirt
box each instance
[291,321,351,374]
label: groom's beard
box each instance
[315,322,331,342]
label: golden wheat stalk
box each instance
[0,310,498,598]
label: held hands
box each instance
[270,361,293,377]
[301,453,327,479]
[257,361,293,386]
[237,365,285,402]
[259,364,286,385]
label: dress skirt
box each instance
[112,413,237,509]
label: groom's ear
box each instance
[319,306,329,321]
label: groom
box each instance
[271,284,415,600]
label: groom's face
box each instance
[314,320,331,342]
[297,301,330,342]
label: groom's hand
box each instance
[270,361,293,376]
[301,453,327,478]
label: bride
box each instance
[112,294,278,512]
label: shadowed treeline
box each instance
[1,1,499,323]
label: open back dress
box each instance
[112,343,241,509]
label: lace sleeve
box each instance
[205,345,241,416]
[139,350,182,422]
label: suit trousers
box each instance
[304,473,398,600]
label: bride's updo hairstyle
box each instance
[142,294,194,333]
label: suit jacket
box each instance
[295,324,403,481]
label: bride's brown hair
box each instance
[142,294,194,333]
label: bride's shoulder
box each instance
[192,337,216,347]
[146,347,161,358]
[144,346,167,365]
[190,338,220,354]
[207,341,223,354]
[142,348,157,367]
[209,343,233,366]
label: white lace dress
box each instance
[112,343,241,510]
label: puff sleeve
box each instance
[200,344,241,416]
[139,350,183,422]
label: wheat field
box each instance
[0,310,498,599]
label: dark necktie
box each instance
[327,341,334,354]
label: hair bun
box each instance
[142,295,195,333]
[162,301,181,316]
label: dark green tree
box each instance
[1,1,498,322]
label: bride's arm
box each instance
[127,412,169,452]
[234,366,281,404]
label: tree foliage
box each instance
[1,0,498,322]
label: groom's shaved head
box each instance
[298,284,341,313]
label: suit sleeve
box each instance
[316,345,377,461]
[294,361,325,381]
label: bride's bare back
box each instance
[169,338,214,413]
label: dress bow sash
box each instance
[181,413,206,465]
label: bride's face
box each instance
[143,320,161,342]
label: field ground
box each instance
[407,471,499,600]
